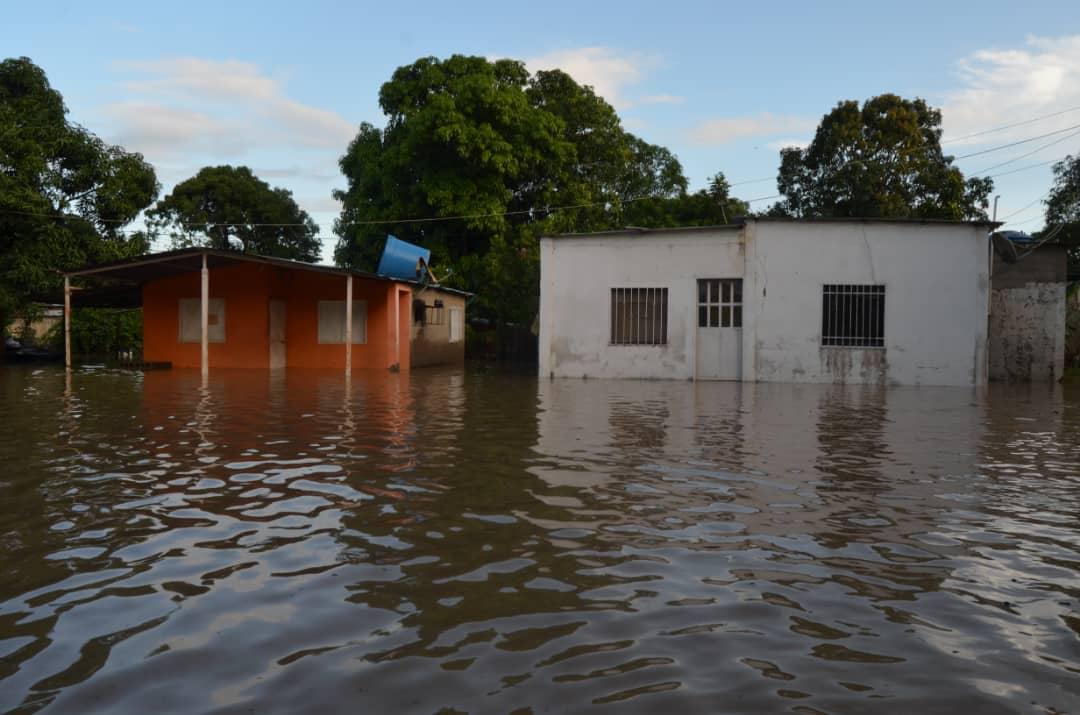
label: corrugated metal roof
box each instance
[65,247,472,307]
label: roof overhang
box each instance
[64,247,474,308]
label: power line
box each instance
[969,129,1080,176]
[942,104,1080,144]
[985,156,1064,179]
[952,122,1080,161]
[997,191,1050,223]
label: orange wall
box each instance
[144,262,271,368]
[142,262,410,371]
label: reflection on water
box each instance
[1,367,1078,713]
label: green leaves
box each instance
[776,94,991,220]
[148,165,321,262]
[332,55,693,324]
[0,57,159,324]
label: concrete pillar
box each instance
[201,253,209,378]
[345,275,353,374]
[64,275,71,370]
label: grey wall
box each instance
[988,245,1068,382]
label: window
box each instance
[449,308,463,343]
[317,300,367,344]
[821,285,885,347]
[610,288,668,345]
[697,279,742,328]
[179,298,225,343]
[412,298,444,326]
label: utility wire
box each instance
[942,104,1080,144]
[3,120,1078,230]
[969,129,1080,175]
[951,122,1080,160]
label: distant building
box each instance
[539,218,1067,386]
[63,248,467,371]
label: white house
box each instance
[538,218,1001,387]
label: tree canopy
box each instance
[332,54,737,324]
[1044,154,1080,277]
[0,57,159,324]
[773,94,992,220]
[149,165,321,262]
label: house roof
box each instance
[544,216,1001,240]
[545,224,745,239]
[65,247,471,308]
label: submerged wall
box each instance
[539,228,744,379]
[743,220,991,387]
[143,263,410,371]
[988,246,1067,382]
[410,288,466,368]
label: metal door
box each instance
[695,279,742,380]
[269,299,286,369]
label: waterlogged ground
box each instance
[0,366,1078,714]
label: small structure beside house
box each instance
[988,241,1069,382]
[63,248,466,373]
[5,304,62,344]
[539,217,1067,386]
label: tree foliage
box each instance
[1044,154,1080,277]
[332,55,706,324]
[149,165,321,262]
[0,57,159,326]
[774,94,992,220]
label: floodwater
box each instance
[0,367,1078,714]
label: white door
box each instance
[695,279,742,380]
[269,299,286,369]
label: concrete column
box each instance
[394,287,401,368]
[345,275,353,374]
[64,275,71,370]
[201,253,209,378]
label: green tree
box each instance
[622,172,749,228]
[0,57,159,328]
[774,94,992,220]
[333,55,698,324]
[1044,154,1080,278]
[149,165,321,262]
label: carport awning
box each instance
[64,247,389,309]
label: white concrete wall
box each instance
[540,221,991,386]
[539,229,743,379]
[744,221,990,386]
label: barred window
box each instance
[611,288,668,345]
[821,285,885,347]
[698,279,742,328]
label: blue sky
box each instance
[3,1,1079,261]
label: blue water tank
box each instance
[377,236,431,280]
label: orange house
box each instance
[64,248,468,372]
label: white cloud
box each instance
[102,102,251,158]
[524,47,660,109]
[639,93,684,105]
[942,35,1080,146]
[688,113,816,145]
[106,57,355,154]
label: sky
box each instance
[3,1,1079,262]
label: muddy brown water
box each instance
[0,366,1078,714]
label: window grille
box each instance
[412,299,444,326]
[821,285,885,347]
[697,279,742,328]
[610,288,668,345]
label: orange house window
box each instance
[178,298,225,343]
